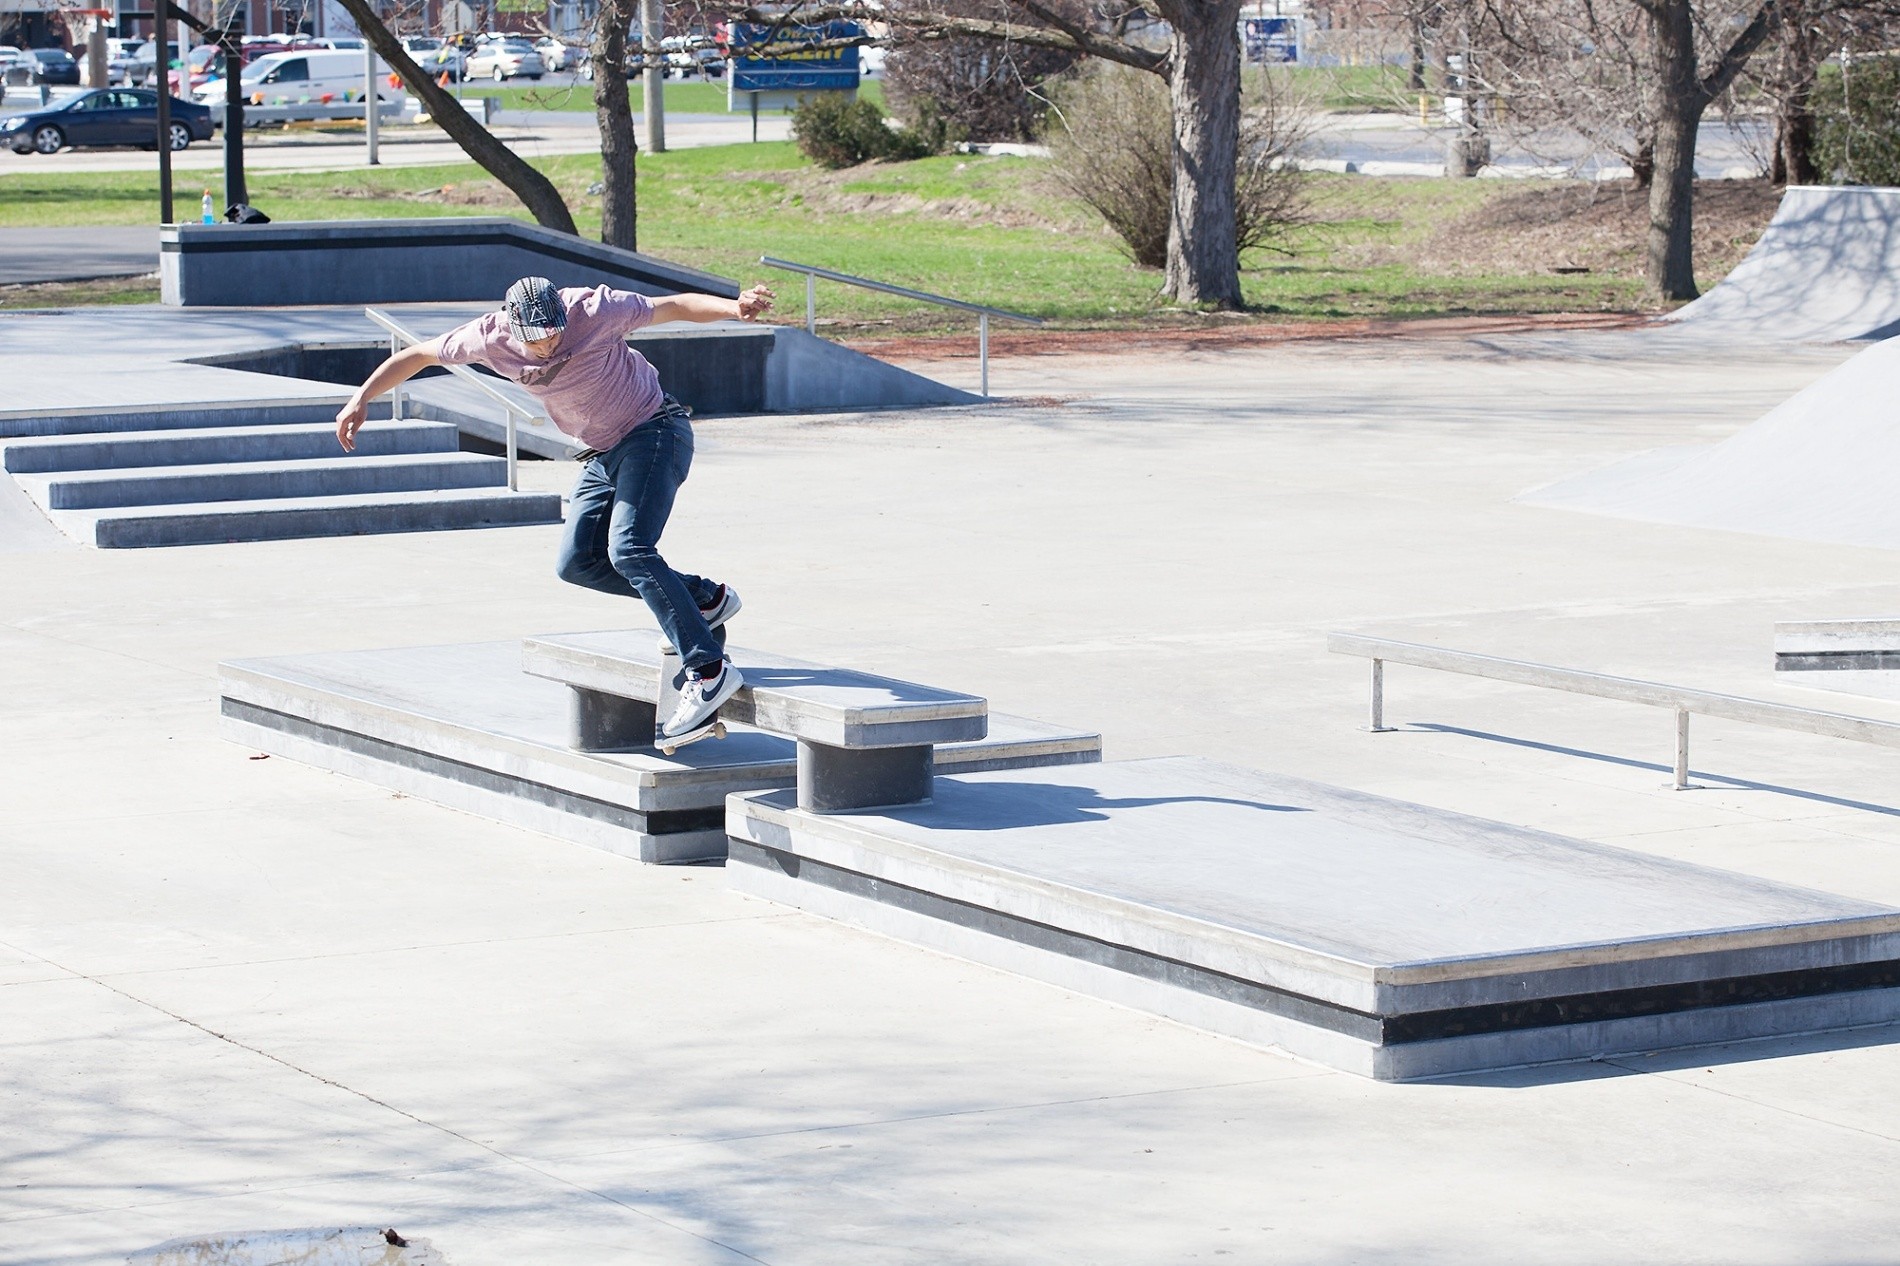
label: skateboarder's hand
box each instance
[335,399,366,452]
[736,285,775,322]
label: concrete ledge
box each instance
[725,757,1900,1079]
[161,217,742,307]
[1775,618,1900,671]
[217,640,1100,863]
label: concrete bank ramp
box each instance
[1666,185,1900,342]
[1520,335,1900,549]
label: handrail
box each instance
[757,255,1042,399]
[364,307,544,491]
[1327,631,1900,791]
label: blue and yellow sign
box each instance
[728,21,860,93]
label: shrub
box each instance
[1814,54,1900,186]
[792,92,955,169]
[1042,64,1313,270]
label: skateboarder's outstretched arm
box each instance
[335,336,447,452]
[650,286,775,327]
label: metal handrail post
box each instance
[388,332,403,420]
[979,312,989,398]
[506,413,518,490]
[1674,709,1691,790]
[805,273,816,335]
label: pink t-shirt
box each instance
[436,285,666,451]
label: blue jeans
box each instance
[555,398,725,672]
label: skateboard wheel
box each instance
[712,721,727,738]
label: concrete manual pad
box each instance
[727,757,1900,1080]
[220,640,1100,863]
[523,629,990,749]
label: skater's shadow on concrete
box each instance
[736,665,979,705]
[890,777,1311,830]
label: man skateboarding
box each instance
[334,276,776,746]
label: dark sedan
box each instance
[1,88,215,154]
[12,48,79,85]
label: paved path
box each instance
[0,110,790,177]
[0,224,160,282]
[12,308,1900,1262]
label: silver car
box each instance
[464,39,544,81]
[401,36,466,81]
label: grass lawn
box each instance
[0,138,1720,326]
[456,77,883,115]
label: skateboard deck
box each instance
[658,715,727,756]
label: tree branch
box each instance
[330,0,578,235]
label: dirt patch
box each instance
[327,180,520,208]
[1367,178,1783,282]
[839,309,1651,360]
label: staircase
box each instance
[1,401,563,548]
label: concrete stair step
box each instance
[0,399,372,439]
[2,420,461,473]
[18,452,507,510]
[56,487,564,548]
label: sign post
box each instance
[153,0,172,223]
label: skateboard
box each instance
[658,714,727,755]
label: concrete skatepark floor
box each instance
[8,326,1900,1263]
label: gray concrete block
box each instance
[65,488,562,548]
[215,640,1099,861]
[1775,618,1900,671]
[764,326,981,412]
[1,420,458,473]
[724,757,1900,1079]
[161,218,740,308]
[797,740,933,813]
[17,452,505,511]
[0,399,361,440]
[522,631,989,751]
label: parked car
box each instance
[660,35,723,78]
[463,39,543,81]
[196,48,398,106]
[1,87,215,153]
[532,36,576,72]
[401,35,466,81]
[12,48,81,86]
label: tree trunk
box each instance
[1156,0,1244,308]
[1770,26,1820,186]
[594,0,639,249]
[1630,138,1655,189]
[332,0,577,236]
[1646,2,1701,301]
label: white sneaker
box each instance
[658,585,742,656]
[700,584,742,629]
[659,661,742,742]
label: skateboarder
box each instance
[333,275,776,745]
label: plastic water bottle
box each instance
[201,191,215,225]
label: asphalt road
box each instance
[0,225,161,283]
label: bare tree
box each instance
[734,0,1253,308]
[330,0,579,234]
[1453,0,1785,299]
[593,0,640,248]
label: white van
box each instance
[195,48,396,105]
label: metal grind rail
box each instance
[1328,631,1900,791]
[365,307,540,491]
[757,255,1042,398]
